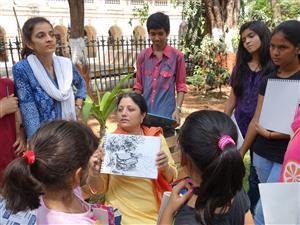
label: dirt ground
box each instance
[87,85,231,136]
[180,86,230,121]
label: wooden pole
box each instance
[13,7,22,47]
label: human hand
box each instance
[255,122,269,138]
[172,109,181,127]
[240,150,245,158]
[14,128,27,156]
[75,98,83,122]
[165,180,193,215]
[75,98,83,107]
[75,107,82,122]
[89,146,104,177]
[156,150,169,173]
[0,94,18,117]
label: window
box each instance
[154,0,168,6]
[105,0,120,4]
[131,0,144,5]
[48,0,93,4]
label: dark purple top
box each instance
[230,65,263,137]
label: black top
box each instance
[252,71,300,163]
[174,190,250,225]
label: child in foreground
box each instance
[159,110,254,225]
[2,120,102,224]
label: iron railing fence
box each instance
[0,35,193,91]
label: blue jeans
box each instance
[253,152,282,225]
[247,163,260,215]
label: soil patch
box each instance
[88,85,230,136]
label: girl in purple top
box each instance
[224,21,274,215]
[2,120,102,224]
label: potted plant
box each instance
[82,73,133,141]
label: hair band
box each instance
[23,150,36,165]
[218,135,236,151]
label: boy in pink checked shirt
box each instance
[134,12,187,137]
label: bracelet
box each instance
[176,105,182,113]
[87,183,98,195]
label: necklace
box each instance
[249,62,261,73]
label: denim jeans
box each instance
[253,152,282,225]
[247,164,260,215]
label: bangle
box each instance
[268,131,272,139]
[87,183,98,195]
[176,105,182,113]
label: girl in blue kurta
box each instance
[13,17,86,139]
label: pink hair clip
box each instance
[218,135,236,151]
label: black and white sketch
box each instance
[101,133,161,179]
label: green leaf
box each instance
[100,91,112,112]
[102,99,117,121]
[82,95,94,124]
[111,73,133,96]
[83,73,134,133]
[96,86,101,106]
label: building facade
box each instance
[0,0,183,40]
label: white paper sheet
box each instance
[259,182,300,225]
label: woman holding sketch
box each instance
[86,92,177,225]
[240,20,300,224]
[224,21,273,215]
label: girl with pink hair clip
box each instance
[159,110,253,225]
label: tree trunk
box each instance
[202,0,239,54]
[270,0,281,22]
[68,0,92,98]
[68,0,84,39]
[202,0,239,41]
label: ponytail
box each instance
[2,120,98,214]
[194,144,245,225]
[2,157,43,213]
[179,110,246,225]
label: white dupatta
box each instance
[27,54,76,120]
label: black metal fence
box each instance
[0,36,192,91]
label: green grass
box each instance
[243,152,251,192]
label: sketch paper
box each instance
[259,182,300,224]
[259,79,300,135]
[101,133,161,179]
[231,115,244,150]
